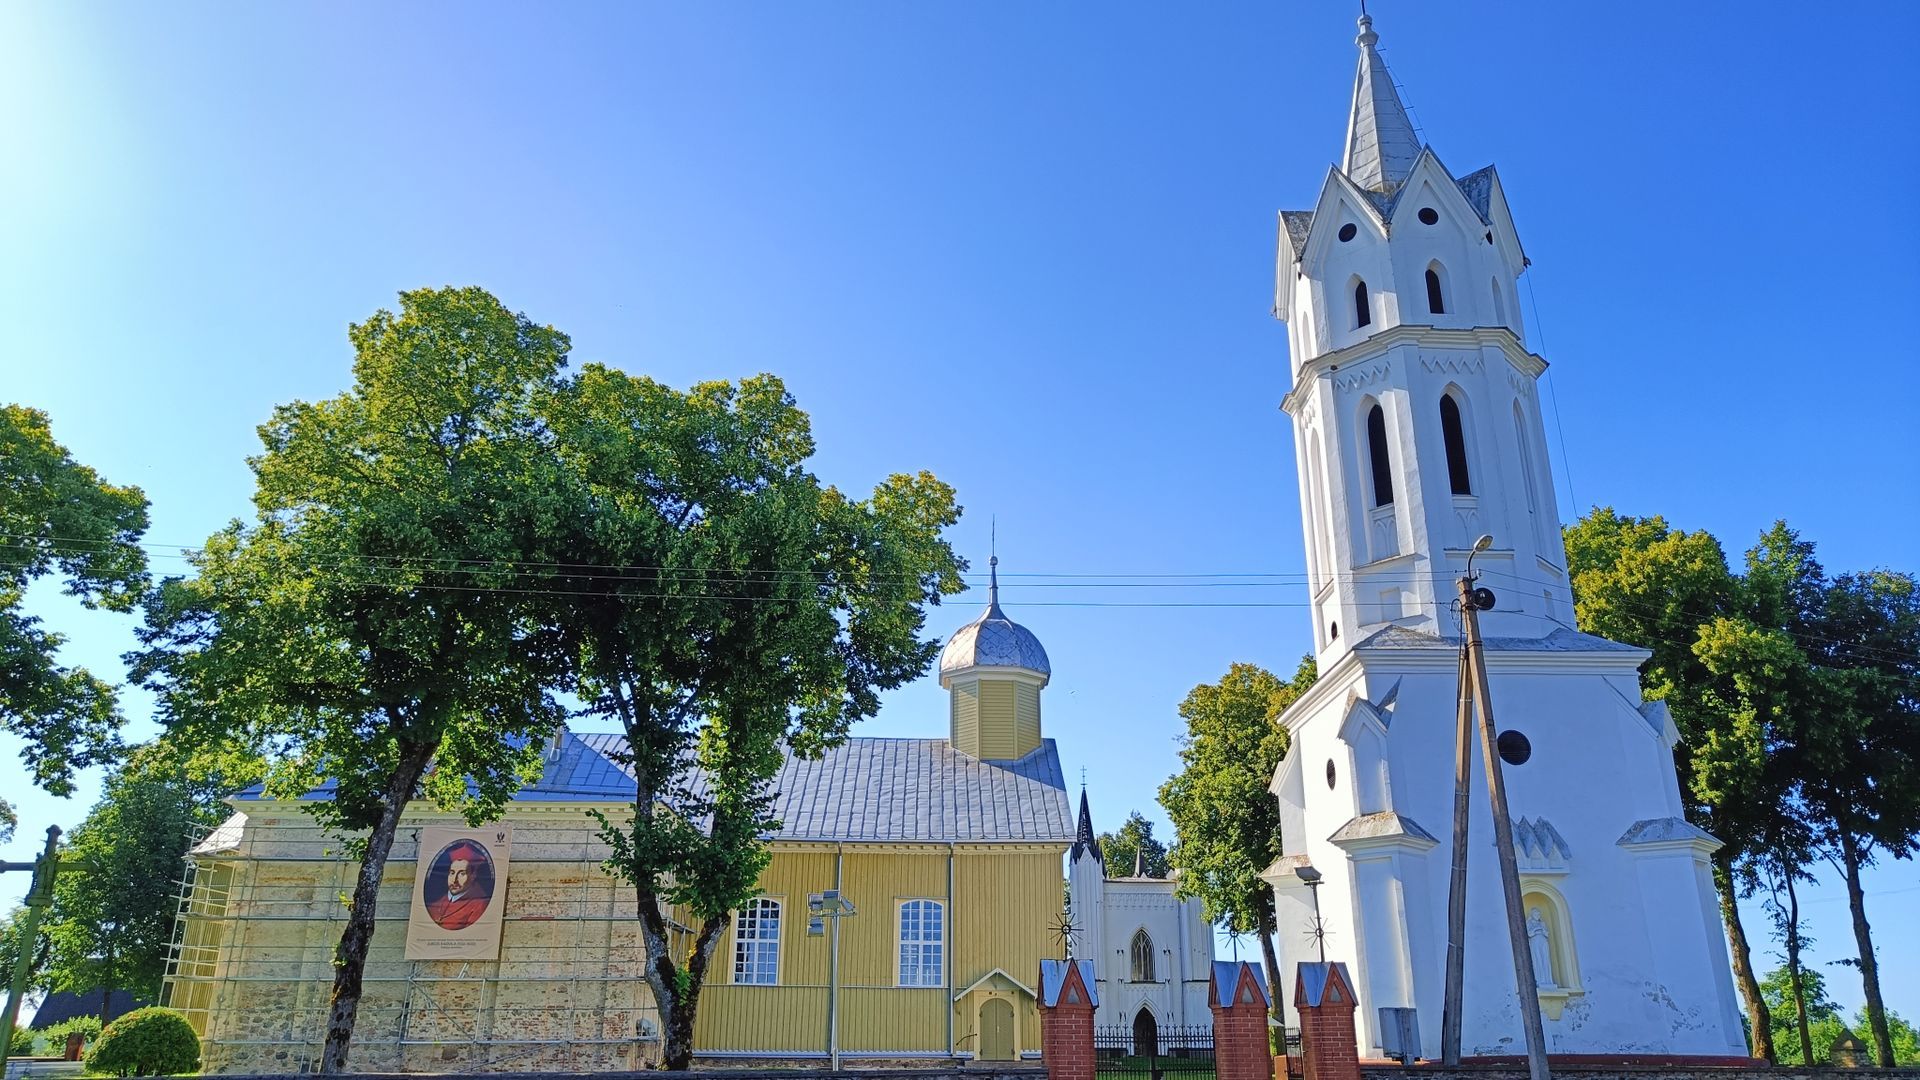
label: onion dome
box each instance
[938,556,1050,685]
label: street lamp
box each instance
[808,889,857,1069]
[1294,864,1326,964]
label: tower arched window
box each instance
[1353,280,1372,329]
[1130,929,1156,982]
[1490,278,1507,325]
[1425,264,1447,315]
[1365,403,1394,507]
[1440,394,1472,495]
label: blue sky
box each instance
[3,1,1916,1020]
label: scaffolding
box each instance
[161,811,675,1075]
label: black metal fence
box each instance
[1094,1024,1214,1080]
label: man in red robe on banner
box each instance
[426,843,491,930]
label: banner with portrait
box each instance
[405,825,512,960]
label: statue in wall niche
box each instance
[1527,908,1557,989]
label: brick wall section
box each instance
[1298,1000,1359,1080]
[1211,992,1273,1080]
[1038,968,1094,1080]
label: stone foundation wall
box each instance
[210,1060,1052,1068]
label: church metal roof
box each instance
[229,729,1074,846]
[572,731,1074,844]
[938,557,1050,679]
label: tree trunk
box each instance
[1259,918,1283,1046]
[1839,833,1894,1068]
[639,882,729,1072]
[318,739,436,1074]
[1783,870,1811,1066]
[1714,851,1773,1061]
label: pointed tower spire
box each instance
[1072,787,1102,865]
[1132,846,1144,878]
[1342,11,1422,193]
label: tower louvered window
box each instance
[1426,267,1446,314]
[1440,395,1472,495]
[1366,404,1394,507]
[1354,281,1372,328]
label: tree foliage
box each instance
[38,739,265,1007]
[540,367,964,1068]
[0,404,150,801]
[1159,656,1315,1013]
[1097,812,1170,879]
[1759,965,1920,1066]
[131,287,574,1072]
[1567,509,1920,1065]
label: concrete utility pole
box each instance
[1454,551,1552,1080]
[1,826,63,1069]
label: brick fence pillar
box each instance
[1209,961,1275,1080]
[1039,959,1098,1080]
[1293,962,1359,1080]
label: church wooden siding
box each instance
[696,842,1062,1059]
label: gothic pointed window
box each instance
[1365,404,1394,507]
[1440,394,1472,495]
[1130,929,1156,982]
[1353,280,1372,329]
[1426,265,1446,314]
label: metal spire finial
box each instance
[987,519,1001,612]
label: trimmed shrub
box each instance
[84,1008,199,1077]
[9,1025,37,1057]
[41,1014,104,1047]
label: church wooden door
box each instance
[980,999,1015,1060]
[1132,1007,1158,1057]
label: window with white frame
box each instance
[898,899,945,987]
[733,897,781,985]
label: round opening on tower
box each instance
[1497,730,1532,766]
[1417,207,1439,225]
[1337,223,1358,242]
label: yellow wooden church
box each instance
[165,560,1074,1072]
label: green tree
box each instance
[540,367,964,1069]
[1760,963,1844,1065]
[1159,656,1315,1018]
[1794,567,1920,1067]
[1758,965,1920,1066]
[130,288,573,1073]
[1097,812,1170,879]
[0,405,151,803]
[37,738,264,1014]
[1564,507,1776,1058]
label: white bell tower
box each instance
[1257,13,1747,1061]
[1276,11,1570,662]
